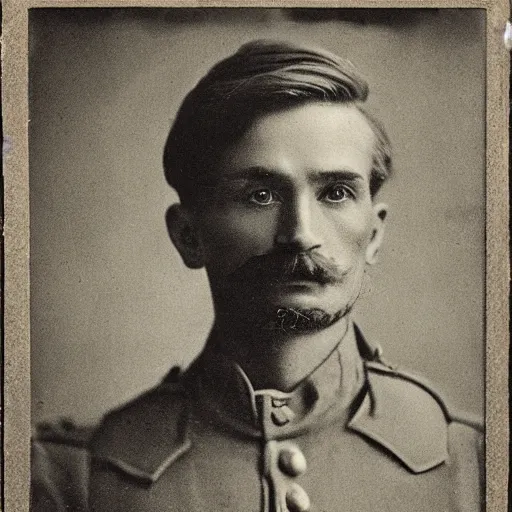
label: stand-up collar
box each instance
[91,323,451,484]
[188,322,365,440]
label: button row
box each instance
[279,444,310,511]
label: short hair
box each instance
[163,40,392,205]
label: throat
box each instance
[208,314,350,392]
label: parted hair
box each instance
[163,40,392,205]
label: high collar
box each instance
[187,321,366,440]
[90,324,451,485]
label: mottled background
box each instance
[29,8,485,425]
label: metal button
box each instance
[285,483,311,512]
[278,445,307,476]
[271,409,291,426]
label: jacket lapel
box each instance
[90,383,192,485]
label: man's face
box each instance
[176,103,386,326]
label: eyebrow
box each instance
[219,166,366,184]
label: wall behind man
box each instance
[29,8,485,425]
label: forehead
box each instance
[218,103,376,181]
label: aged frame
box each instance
[2,1,509,511]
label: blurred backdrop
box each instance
[29,8,486,425]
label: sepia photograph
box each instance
[2,4,508,512]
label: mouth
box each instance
[268,278,335,298]
[260,265,350,291]
[274,267,347,287]
[275,277,327,287]
[263,279,337,310]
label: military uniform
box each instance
[32,324,483,512]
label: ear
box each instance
[166,204,205,269]
[365,203,388,265]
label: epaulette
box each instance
[32,364,184,449]
[32,424,92,512]
[364,360,484,430]
[364,360,453,421]
[449,410,484,433]
[90,368,191,485]
[353,324,483,432]
[34,418,97,448]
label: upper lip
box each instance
[273,272,333,286]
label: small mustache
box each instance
[228,250,347,286]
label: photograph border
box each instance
[2,1,509,511]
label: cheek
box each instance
[198,211,278,269]
[327,210,374,259]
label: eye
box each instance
[322,184,353,203]
[248,189,277,205]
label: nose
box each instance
[275,194,322,252]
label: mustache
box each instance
[227,249,348,286]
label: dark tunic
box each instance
[32,324,483,512]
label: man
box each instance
[32,40,483,512]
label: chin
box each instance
[264,297,326,317]
[268,306,345,334]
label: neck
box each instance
[206,312,350,391]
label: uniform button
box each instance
[271,409,291,426]
[285,483,311,512]
[278,445,307,476]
